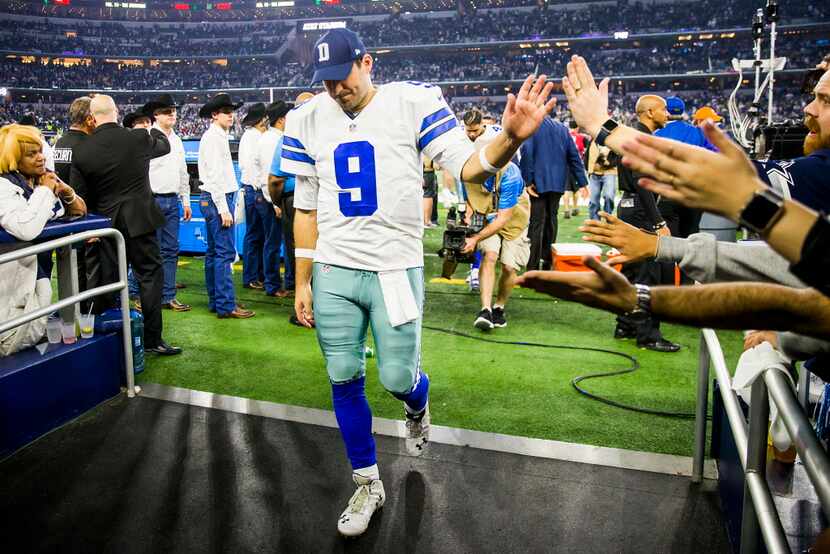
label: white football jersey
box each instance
[281,81,475,272]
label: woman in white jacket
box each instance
[0,124,86,356]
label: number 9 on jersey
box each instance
[334,141,378,217]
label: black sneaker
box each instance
[474,308,494,331]
[492,306,507,328]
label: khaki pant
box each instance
[478,228,530,271]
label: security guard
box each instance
[54,97,95,184]
[69,94,182,356]
[614,95,679,353]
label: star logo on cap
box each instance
[355,49,360,54]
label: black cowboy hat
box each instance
[266,101,294,126]
[142,93,179,117]
[123,108,152,129]
[18,113,37,127]
[198,93,243,119]
[241,102,267,127]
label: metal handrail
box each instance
[0,228,136,397]
[693,328,830,553]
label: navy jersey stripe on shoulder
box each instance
[420,107,453,134]
[418,118,458,150]
[283,136,307,150]
[282,149,315,165]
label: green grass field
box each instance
[138,208,745,457]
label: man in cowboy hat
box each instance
[197,93,255,319]
[140,93,192,312]
[238,102,273,293]
[122,108,151,130]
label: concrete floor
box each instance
[0,395,730,553]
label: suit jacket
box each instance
[70,122,170,238]
[519,117,587,194]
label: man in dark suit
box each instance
[70,95,182,355]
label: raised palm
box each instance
[501,74,557,142]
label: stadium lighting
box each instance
[613,31,629,40]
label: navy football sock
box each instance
[392,371,430,415]
[332,377,376,470]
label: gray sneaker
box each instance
[405,403,430,456]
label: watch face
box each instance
[742,192,783,232]
[603,120,619,132]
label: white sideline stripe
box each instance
[139,383,717,479]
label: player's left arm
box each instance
[460,75,556,184]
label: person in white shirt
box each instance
[197,93,255,320]
[238,103,269,291]
[0,124,86,355]
[256,100,294,298]
[282,28,555,537]
[142,94,192,312]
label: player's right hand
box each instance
[220,212,233,227]
[295,284,315,328]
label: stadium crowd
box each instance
[3,0,828,24]
[2,2,828,57]
[1,38,821,91]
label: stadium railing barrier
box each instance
[693,328,830,553]
[0,228,136,396]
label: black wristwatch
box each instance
[624,284,652,322]
[738,188,785,234]
[595,118,620,147]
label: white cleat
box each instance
[337,474,385,537]
[405,403,430,456]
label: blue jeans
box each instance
[154,194,180,303]
[588,173,617,221]
[201,191,237,315]
[241,184,264,286]
[253,190,283,293]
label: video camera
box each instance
[437,204,486,264]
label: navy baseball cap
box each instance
[311,28,367,84]
[666,96,686,116]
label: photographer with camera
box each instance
[460,158,531,330]
[586,139,617,221]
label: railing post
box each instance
[113,233,136,398]
[740,378,769,554]
[693,331,710,483]
[797,362,810,412]
[55,244,81,323]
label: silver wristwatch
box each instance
[624,284,652,321]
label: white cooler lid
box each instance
[552,243,603,256]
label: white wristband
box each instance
[295,248,316,259]
[478,145,501,174]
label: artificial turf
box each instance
[137,208,746,457]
